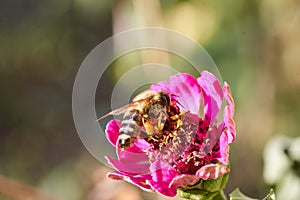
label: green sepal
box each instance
[177,173,229,200]
[178,189,227,200]
[203,173,229,192]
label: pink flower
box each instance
[105,71,236,197]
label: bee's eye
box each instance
[161,92,170,106]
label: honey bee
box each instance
[98,90,175,150]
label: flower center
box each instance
[147,104,221,174]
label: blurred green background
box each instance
[1,0,300,200]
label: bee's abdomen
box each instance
[119,110,142,137]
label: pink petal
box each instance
[151,73,201,114]
[197,71,223,122]
[218,132,230,164]
[105,119,121,147]
[116,142,144,157]
[107,171,153,192]
[115,139,150,165]
[223,106,236,143]
[135,137,151,150]
[117,150,149,164]
[223,82,236,143]
[117,139,150,157]
[195,164,230,180]
[170,174,201,189]
[106,156,150,174]
[150,160,178,183]
[223,82,234,115]
[147,160,178,197]
[150,81,171,93]
[147,180,177,197]
[106,139,150,174]
[116,142,149,166]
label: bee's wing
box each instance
[96,97,151,121]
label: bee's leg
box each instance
[143,120,155,136]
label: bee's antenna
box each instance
[171,94,178,98]
[174,99,184,108]
[170,94,184,108]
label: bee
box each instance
[98,90,174,150]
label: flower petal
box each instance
[223,82,234,114]
[108,171,153,192]
[223,82,235,143]
[170,174,201,189]
[105,119,121,147]
[115,139,150,166]
[196,164,230,180]
[218,132,230,164]
[150,160,178,183]
[147,180,177,197]
[106,139,150,174]
[197,71,223,122]
[117,138,150,157]
[147,160,178,197]
[106,156,150,174]
[151,73,201,114]
[117,150,149,164]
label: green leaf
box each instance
[229,188,276,200]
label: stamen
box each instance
[145,98,222,175]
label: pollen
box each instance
[146,101,182,150]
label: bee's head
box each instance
[118,134,134,150]
[159,91,171,107]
